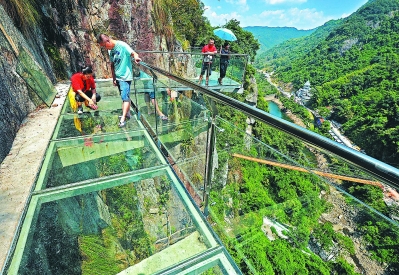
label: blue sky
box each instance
[201,0,369,30]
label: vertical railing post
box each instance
[132,63,140,119]
[143,66,161,146]
[134,81,140,118]
[203,115,216,217]
[152,76,160,145]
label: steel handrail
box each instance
[135,50,248,57]
[138,61,399,189]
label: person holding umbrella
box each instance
[218,42,230,85]
[212,28,237,85]
[198,38,217,86]
[213,28,237,42]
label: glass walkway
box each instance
[3,54,399,274]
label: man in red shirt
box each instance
[198,38,217,86]
[71,66,101,114]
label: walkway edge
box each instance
[0,83,69,273]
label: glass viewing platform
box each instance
[135,51,247,93]
[3,53,399,275]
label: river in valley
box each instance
[267,101,283,118]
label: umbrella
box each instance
[213,28,237,41]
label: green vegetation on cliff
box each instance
[259,0,399,166]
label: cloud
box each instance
[203,6,244,27]
[264,0,307,4]
[225,0,249,12]
[243,8,333,29]
[227,0,248,6]
[207,11,243,26]
[340,13,352,19]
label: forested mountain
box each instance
[244,26,315,54]
[254,19,343,70]
[259,0,399,167]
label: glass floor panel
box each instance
[5,80,241,275]
[52,112,142,139]
[35,131,163,190]
[6,168,221,275]
[136,92,209,133]
[154,249,241,275]
[92,79,120,96]
[62,96,126,115]
[157,118,209,162]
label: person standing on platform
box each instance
[218,42,230,85]
[70,66,100,114]
[198,38,217,86]
[97,34,142,127]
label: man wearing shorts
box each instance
[97,34,141,127]
[198,38,217,86]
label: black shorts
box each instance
[75,90,101,102]
[200,62,212,76]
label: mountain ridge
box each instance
[259,0,399,168]
[244,26,316,54]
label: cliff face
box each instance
[39,0,158,77]
[0,4,55,162]
[0,0,162,162]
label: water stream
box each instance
[267,101,283,118]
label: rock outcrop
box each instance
[0,4,56,162]
[0,0,169,162]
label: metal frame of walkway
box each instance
[3,60,399,274]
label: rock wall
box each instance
[0,4,55,162]
[38,0,159,77]
[20,193,112,274]
[0,0,165,163]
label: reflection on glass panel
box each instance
[158,118,208,161]
[37,132,162,189]
[133,76,210,208]
[172,157,207,207]
[12,173,214,275]
[16,49,57,106]
[53,112,141,139]
[134,82,209,135]
[135,88,171,122]
[207,116,399,274]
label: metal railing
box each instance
[137,61,399,190]
[135,50,249,88]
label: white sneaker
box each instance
[77,107,83,114]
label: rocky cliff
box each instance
[0,0,168,163]
[0,4,56,162]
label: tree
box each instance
[221,19,260,62]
